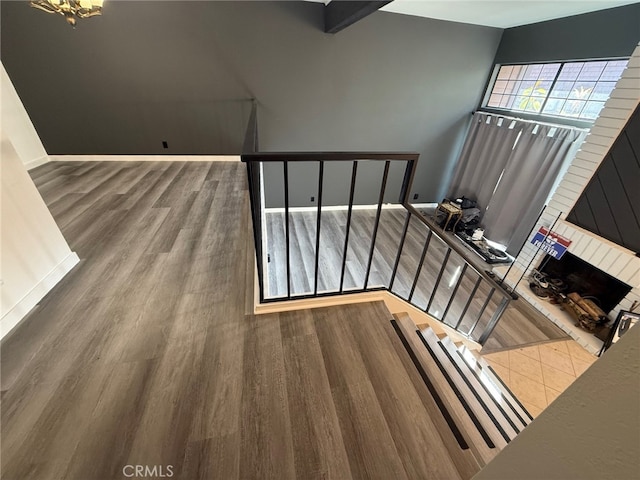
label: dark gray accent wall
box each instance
[566,104,640,254]
[1,1,502,203]
[494,3,640,64]
[262,160,408,208]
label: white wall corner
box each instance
[1,63,49,167]
[24,154,50,170]
[0,252,80,340]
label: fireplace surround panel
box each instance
[539,252,632,314]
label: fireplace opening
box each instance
[538,252,632,314]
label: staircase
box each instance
[391,313,533,471]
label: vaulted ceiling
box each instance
[380,0,640,28]
[312,0,640,30]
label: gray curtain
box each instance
[448,112,521,210]
[483,123,586,254]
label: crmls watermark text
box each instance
[122,465,174,478]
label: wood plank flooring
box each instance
[265,208,569,351]
[2,161,466,480]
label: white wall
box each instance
[1,63,79,339]
[472,322,640,480]
[1,64,49,170]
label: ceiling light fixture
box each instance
[30,0,103,27]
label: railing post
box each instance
[426,247,452,314]
[313,161,324,295]
[455,275,482,330]
[408,230,432,302]
[477,295,510,345]
[364,161,390,289]
[284,161,291,299]
[245,161,264,303]
[389,211,411,290]
[399,159,417,205]
[442,264,467,325]
[339,161,358,293]
[467,287,495,338]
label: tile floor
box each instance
[481,340,598,418]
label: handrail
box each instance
[404,204,515,298]
[241,152,419,162]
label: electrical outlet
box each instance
[413,193,419,200]
[310,196,315,202]
[162,141,168,149]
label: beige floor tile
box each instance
[543,339,570,354]
[487,362,510,386]
[515,345,540,362]
[484,340,596,426]
[571,357,594,377]
[509,350,544,383]
[566,341,597,364]
[539,344,575,376]
[509,370,547,411]
[483,350,510,369]
[545,386,562,405]
[541,363,576,392]
[521,402,543,418]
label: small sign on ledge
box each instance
[531,227,572,259]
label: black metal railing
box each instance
[241,103,511,345]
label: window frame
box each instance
[480,57,630,128]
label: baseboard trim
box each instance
[413,202,438,209]
[263,203,438,214]
[1,251,80,340]
[49,155,241,163]
[24,155,50,170]
[255,290,389,314]
[264,204,405,213]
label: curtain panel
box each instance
[483,123,586,253]
[448,112,521,212]
[449,111,586,255]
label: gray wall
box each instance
[263,160,408,208]
[494,3,640,64]
[1,1,502,204]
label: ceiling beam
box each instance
[324,1,393,34]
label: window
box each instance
[485,59,629,121]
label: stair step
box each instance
[413,315,481,353]
[392,315,498,468]
[440,336,525,436]
[455,346,530,431]
[420,328,508,450]
[460,346,534,424]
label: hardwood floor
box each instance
[2,161,466,480]
[264,208,569,350]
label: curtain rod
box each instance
[471,110,591,132]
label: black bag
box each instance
[459,196,477,209]
[456,217,479,233]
